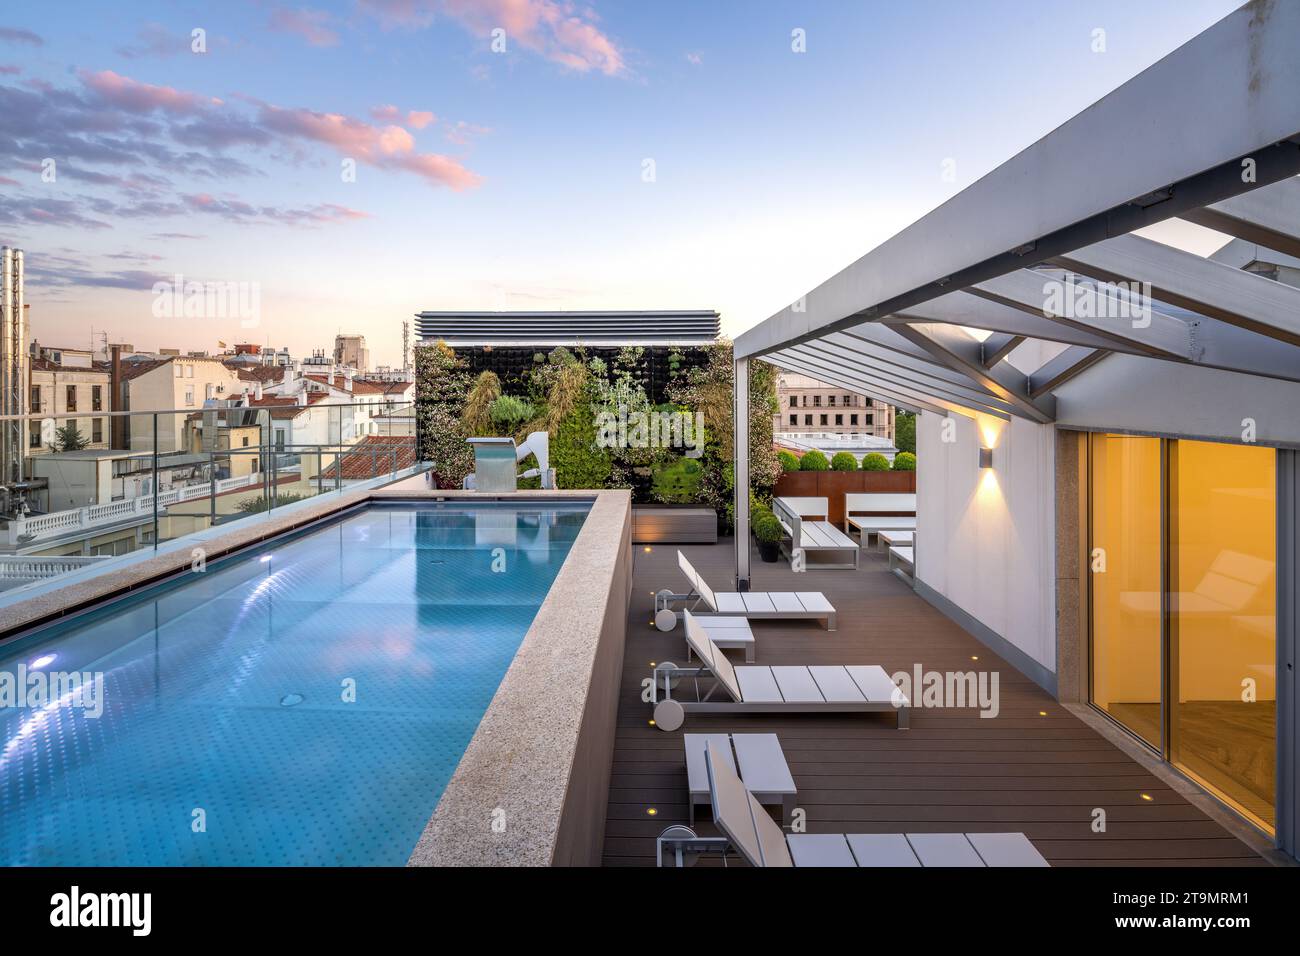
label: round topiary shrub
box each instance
[861,452,890,471]
[754,513,781,541]
[830,451,858,472]
[777,449,800,473]
[892,451,916,471]
[799,449,830,471]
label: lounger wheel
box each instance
[653,698,685,733]
[654,608,678,632]
[654,661,682,691]
[657,825,702,866]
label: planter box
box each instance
[774,470,916,527]
[632,505,717,544]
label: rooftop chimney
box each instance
[255,382,263,401]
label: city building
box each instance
[120,356,244,453]
[333,333,370,373]
[27,345,112,456]
[774,370,894,439]
[414,309,720,403]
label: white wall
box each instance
[916,410,1057,674]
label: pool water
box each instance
[0,501,588,866]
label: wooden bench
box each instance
[773,496,860,571]
[632,506,717,544]
[844,492,917,546]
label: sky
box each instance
[0,0,1245,368]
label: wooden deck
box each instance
[602,539,1268,866]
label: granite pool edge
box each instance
[405,488,632,867]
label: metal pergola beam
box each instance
[889,323,1056,423]
[817,330,1020,403]
[1055,233,1300,347]
[771,351,968,418]
[970,269,1193,359]
[981,333,1025,368]
[773,350,942,416]
[1027,346,1106,398]
[882,291,1136,352]
[789,341,1022,418]
[1182,175,1300,260]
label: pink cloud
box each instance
[359,0,626,76]
[370,104,402,122]
[78,69,218,115]
[0,65,20,75]
[268,7,341,48]
[445,120,491,145]
[406,110,435,129]
[257,102,481,189]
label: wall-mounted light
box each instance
[978,446,993,469]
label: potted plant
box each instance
[754,513,783,563]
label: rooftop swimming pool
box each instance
[0,499,589,866]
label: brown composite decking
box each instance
[602,539,1268,867]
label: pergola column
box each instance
[733,355,750,591]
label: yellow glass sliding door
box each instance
[1089,434,1163,748]
[1168,440,1276,831]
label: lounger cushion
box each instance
[713,592,746,613]
[966,832,1050,867]
[730,734,796,798]
[847,665,907,706]
[771,666,825,703]
[808,666,867,702]
[705,743,766,867]
[795,592,835,614]
[846,834,922,867]
[684,734,734,798]
[906,833,985,867]
[786,834,857,867]
[740,592,778,614]
[735,666,783,703]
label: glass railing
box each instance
[0,400,423,594]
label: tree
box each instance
[799,449,829,471]
[862,452,890,471]
[830,451,858,471]
[894,411,916,455]
[52,421,89,453]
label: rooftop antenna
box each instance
[402,320,410,377]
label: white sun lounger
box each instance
[684,733,796,825]
[654,551,836,632]
[655,742,1050,867]
[649,610,908,732]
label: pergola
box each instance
[730,0,1300,588]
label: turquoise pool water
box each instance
[0,500,588,866]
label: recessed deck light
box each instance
[1039,710,1047,716]
[970,655,979,661]
[1140,793,1153,802]
[260,555,273,563]
[648,719,656,727]
[646,807,658,816]
[643,546,653,553]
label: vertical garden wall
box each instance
[414,339,778,525]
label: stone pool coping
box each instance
[399,485,632,866]
[0,477,633,867]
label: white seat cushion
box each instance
[846,833,921,867]
[906,833,985,867]
[771,666,825,703]
[735,666,783,703]
[807,666,866,702]
[786,834,858,867]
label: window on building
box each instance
[866,413,874,426]
[803,414,812,426]
[92,419,103,443]
[29,385,40,412]
[789,395,798,408]
[788,414,797,426]
[813,395,821,407]
[241,436,250,447]
[275,429,286,451]
[184,386,195,406]
[819,414,828,426]
[828,395,836,406]
[834,414,843,426]
[850,414,859,426]
[29,430,40,448]
[186,365,194,378]
[844,395,852,406]
[175,364,183,378]
[92,385,102,411]
[65,384,77,412]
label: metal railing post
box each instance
[151,412,159,549]
[209,451,216,526]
